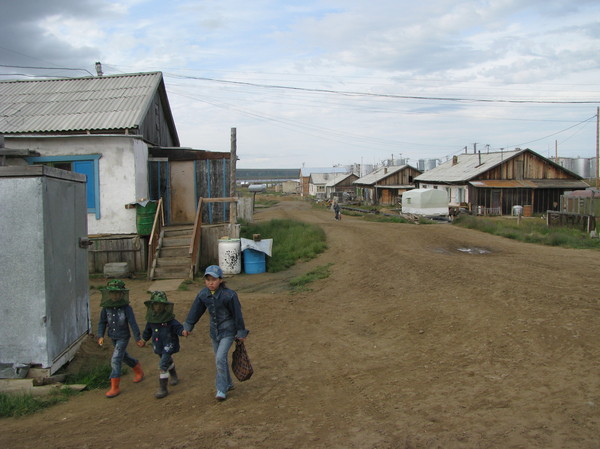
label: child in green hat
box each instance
[97,279,145,398]
[141,291,185,399]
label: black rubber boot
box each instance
[155,376,169,399]
[168,365,179,386]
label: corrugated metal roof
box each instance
[324,173,355,187]
[354,165,407,185]
[470,179,589,189]
[0,72,163,134]
[415,150,523,182]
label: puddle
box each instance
[457,247,490,255]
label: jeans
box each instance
[158,353,174,372]
[212,335,234,393]
[110,338,138,378]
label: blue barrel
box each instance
[243,249,266,274]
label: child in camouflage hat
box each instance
[141,291,185,399]
[97,279,145,398]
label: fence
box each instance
[88,235,147,274]
[546,211,596,233]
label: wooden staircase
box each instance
[150,225,194,280]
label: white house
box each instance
[0,72,179,235]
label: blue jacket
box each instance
[184,287,249,340]
[98,305,141,341]
[142,319,184,355]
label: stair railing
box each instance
[189,196,238,278]
[147,197,165,279]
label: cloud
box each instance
[1,0,600,167]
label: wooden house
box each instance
[325,173,359,200]
[353,165,422,205]
[414,149,588,215]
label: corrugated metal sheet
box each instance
[354,165,406,185]
[415,151,523,182]
[470,179,589,188]
[0,72,162,133]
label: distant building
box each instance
[353,165,422,205]
[414,149,588,215]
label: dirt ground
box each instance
[3,198,600,449]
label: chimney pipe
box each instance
[95,62,103,77]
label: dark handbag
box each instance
[232,339,254,381]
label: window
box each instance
[26,155,101,219]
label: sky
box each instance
[1,0,600,169]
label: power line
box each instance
[0,64,94,76]
[166,73,600,105]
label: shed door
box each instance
[170,161,196,224]
[381,189,392,205]
[492,190,501,209]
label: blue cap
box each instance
[204,265,223,278]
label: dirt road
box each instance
[3,198,600,449]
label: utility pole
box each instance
[230,127,237,198]
[596,107,599,189]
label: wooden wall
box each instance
[88,235,147,274]
[377,167,422,186]
[195,158,232,224]
[478,152,576,181]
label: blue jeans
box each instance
[158,353,174,372]
[110,338,138,378]
[212,336,234,393]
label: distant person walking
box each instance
[332,199,342,221]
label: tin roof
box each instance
[324,173,355,187]
[354,165,408,186]
[470,179,589,189]
[415,150,526,183]
[0,72,165,134]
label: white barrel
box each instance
[218,238,241,275]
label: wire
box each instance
[166,73,600,105]
[507,114,597,148]
[0,64,94,76]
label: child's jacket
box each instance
[98,305,142,341]
[143,319,184,355]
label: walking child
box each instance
[141,291,185,399]
[97,279,145,398]
[333,199,341,220]
[182,265,249,401]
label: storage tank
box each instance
[572,158,591,178]
[248,184,267,192]
[424,159,439,171]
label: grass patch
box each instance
[64,364,113,390]
[453,215,600,250]
[289,263,334,292]
[0,388,77,418]
[241,219,327,272]
[362,214,410,224]
[254,198,279,208]
[178,279,193,291]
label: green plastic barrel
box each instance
[136,201,158,235]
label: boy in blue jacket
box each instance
[97,279,145,398]
[182,265,249,401]
[141,291,185,399]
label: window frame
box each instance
[25,154,101,219]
